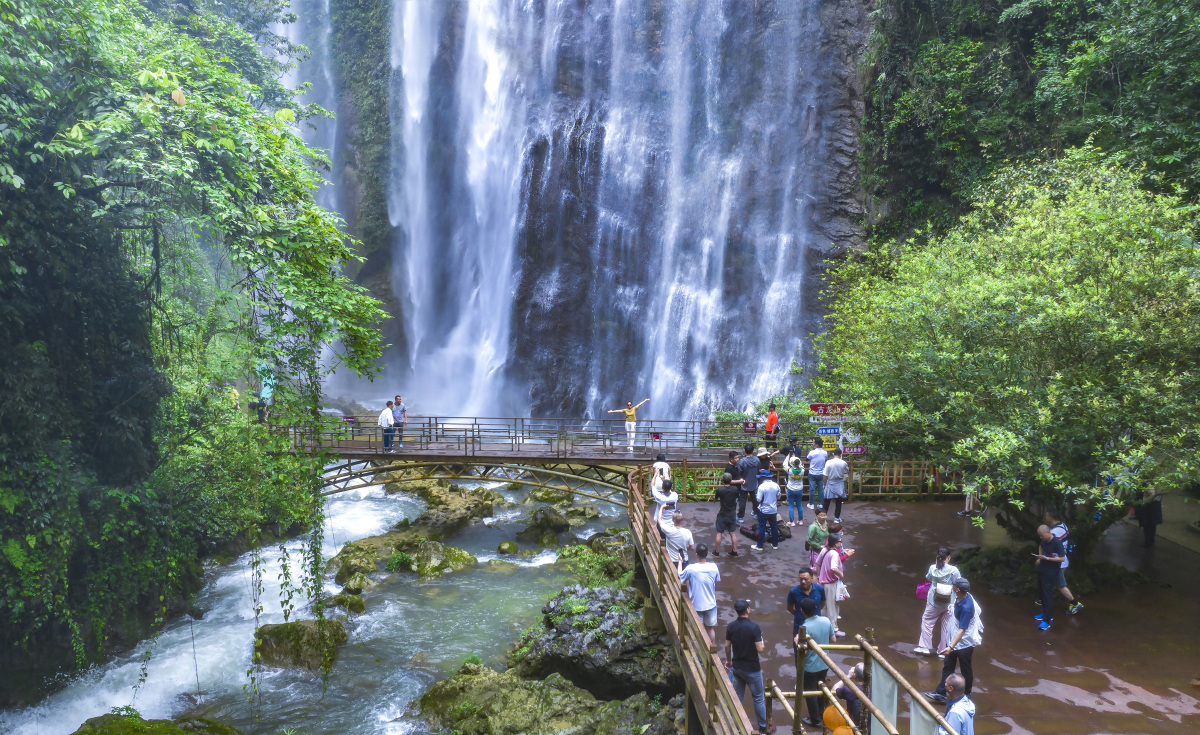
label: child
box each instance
[833,662,865,725]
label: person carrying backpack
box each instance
[784,449,805,526]
[1041,509,1083,614]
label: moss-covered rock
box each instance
[566,506,600,520]
[485,559,520,573]
[417,663,678,735]
[327,593,366,614]
[527,486,575,505]
[516,507,571,545]
[497,540,519,555]
[71,714,244,735]
[413,540,477,577]
[586,530,637,579]
[509,585,683,701]
[326,527,433,580]
[254,619,348,670]
[342,571,376,595]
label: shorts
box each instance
[715,515,737,533]
[1057,569,1067,588]
[697,607,718,628]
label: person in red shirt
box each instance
[764,403,780,448]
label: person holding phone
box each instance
[1034,524,1067,630]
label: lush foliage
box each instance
[863,0,1200,238]
[0,0,384,688]
[815,152,1200,558]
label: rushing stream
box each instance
[1,481,624,734]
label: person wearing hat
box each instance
[751,468,782,551]
[725,599,771,735]
[926,577,983,705]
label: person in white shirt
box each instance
[806,439,828,509]
[652,479,678,536]
[664,512,695,573]
[378,401,396,453]
[651,454,672,491]
[679,544,721,643]
[752,471,781,551]
[822,448,849,523]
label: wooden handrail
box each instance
[855,635,960,735]
[804,637,900,735]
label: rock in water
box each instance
[585,530,637,578]
[418,663,678,735]
[516,507,571,545]
[413,540,477,577]
[326,593,366,614]
[72,713,243,734]
[509,585,683,701]
[341,571,376,595]
[497,540,519,554]
[254,619,348,670]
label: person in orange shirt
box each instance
[764,403,780,448]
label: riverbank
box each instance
[0,475,629,734]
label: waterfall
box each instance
[372,0,848,417]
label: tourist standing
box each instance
[378,400,396,453]
[914,547,961,656]
[939,674,975,735]
[652,453,672,491]
[723,450,747,522]
[679,543,721,643]
[784,450,805,526]
[652,479,678,536]
[725,599,769,735]
[391,395,407,448]
[806,439,828,510]
[1133,489,1163,548]
[1034,524,1066,630]
[664,512,694,572]
[1043,510,1083,614]
[714,473,741,557]
[807,511,830,570]
[786,568,826,635]
[752,470,781,551]
[794,597,836,728]
[738,444,761,522]
[816,534,846,637]
[926,578,982,704]
[822,448,849,523]
[608,398,649,452]
[764,403,780,448]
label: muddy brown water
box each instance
[672,500,1200,734]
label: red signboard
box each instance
[809,403,854,416]
[843,445,867,455]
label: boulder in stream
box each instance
[508,585,683,701]
[341,571,376,595]
[412,539,477,577]
[71,713,243,734]
[326,592,366,614]
[418,662,680,735]
[254,619,348,670]
[497,540,519,554]
[516,507,571,546]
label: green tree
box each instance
[816,151,1200,561]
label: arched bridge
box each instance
[320,458,632,507]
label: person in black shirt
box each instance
[714,473,741,557]
[725,599,768,735]
[724,450,746,521]
[1034,525,1066,630]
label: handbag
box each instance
[933,582,953,605]
[836,580,850,601]
[915,581,931,601]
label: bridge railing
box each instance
[627,466,757,735]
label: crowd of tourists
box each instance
[646,433,1026,735]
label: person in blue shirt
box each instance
[786,568,826,635]
[794,597,836,728]
[939,674,975,735]
[926,578,983,704]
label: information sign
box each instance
[816,427,841,436]
[809,403,853,416]
[843,445,866,455]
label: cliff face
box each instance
[315,0,877,414]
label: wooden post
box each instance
[862,627,875,733]
[795,624,806,734]
[682,457,690,502]
[766,679,776,731]
[705,648,717,719]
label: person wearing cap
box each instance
[926,577,983,705]
[725,599,770,735]
[751,469,782,551]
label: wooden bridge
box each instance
[305,416,962,734]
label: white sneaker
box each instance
[913,647,931,656]
[834,517,842,524]
[806,503,815,509]
[750,545,764,551]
